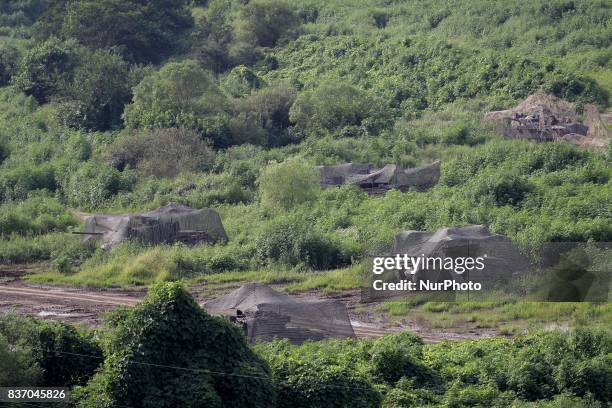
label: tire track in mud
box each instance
[0,282,497,342]
[0,286,140,306]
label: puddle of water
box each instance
[37,311,83,318]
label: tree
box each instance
[256,157,319,210]
[0,43,20,86]
[107,128,216,178]
[79,283,275,408]
[123,60,232,146]
[289,83,392,134]
[0,314,101,387]
[35,0,193,64]
[56,48,139,131]
[230,84,298,147]
[12,37,80,103]
[236,0,300,47]
[0,334,40,387]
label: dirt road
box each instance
[0,267,497,341]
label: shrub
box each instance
[370,331,427,384]
[258,340,381,408]
[255,221,349,270]
[236,0,300,47]
[0,333,40,387]
[257,157,319,210]
[289,83,392,134]
[0,314,101,387]
[36,0,193,64]
[272,362,380,408]
[0,194,77,236]
[12,37,80,103]
[507,351,556,400]
[231,84,297,147]
[62,161,133,210]
[78,283,274,407]
[123,60,232,146]
[0,233,68,264]
[0,162,57,202]
[222,65,265,97]
[0,42,19,86]
[55,48,137,131]
[107,128,215,178]
[469,171,533,206]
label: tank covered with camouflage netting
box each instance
[82,204,227,250]
[317,161,440,194]
[204,283,355,344]
[391,225,530,282]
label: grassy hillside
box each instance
[0,0,609,288]
[0,2,611,406]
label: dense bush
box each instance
[236,0,300,48]
[124,60,232,146]
[222,65,265,97]
[12,37,80,103]
[107,128,216,178]
[35,0,193,64]
[469,171,533,206]
[0,162,57,202]
[257,157,319,210]
[79,283,275,407]
[61,161,134,210]
[0,194,77,236]
[290,83,393,134]
[257,339,382,407]
[0,314,101,387]
[56,48,138,131]
[255,220,350,270]
[0,333,40,387]
[231,84,297,146]
[0,42,19,86]
[369,331,428,384]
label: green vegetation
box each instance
[0,313,100,388]
[79,283,274,407]
[0,1,610,403]
[0,0,608,325]
[1,283,610,407]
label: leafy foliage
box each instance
[107,127,215,178]
[79,283,275,408]
[12,37,80,103]
[257,157,319,210]
[236,0,300,47]
[0,314,101,387]
[123,60,232,146]
[290,82,392,134]
[56,48,138,131]
[36,0,193,64]
[256,328,612,407]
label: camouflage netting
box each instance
[82,204,227,249]
[317,161,440,194]
[485,92,610,148]
[391,225,530,280]
[363,225,531,302]
[204,283,355,344]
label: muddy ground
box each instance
[0,265,499,342]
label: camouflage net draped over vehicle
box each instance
[82,204,228,249]
[204,283,355,344]
[317,161,440,194]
